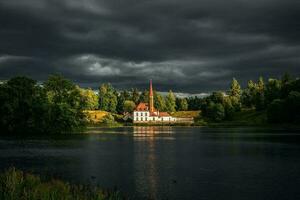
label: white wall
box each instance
[133,111,177,123]
[133,111,150,122]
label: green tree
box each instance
[116,91,125,114]
[285,91,300,122]
[123,100,136,113]
[241,80,256,108]
[281,73,292,85]
[154,91,166,111]
[229,96,241,111]
[79,88,99,110]
[0,76,49,134]
[281,78,300,98]
[130,88,140,104]
[44,75,86,133]
[209,91,224,104]
[100,113,119,126]
[139,89,149,103]
[206,102,225,122]
[223,97,235,120]
[228,78,241,111]
[122,90,131,100]
[267,99,285,123]
[229,78,241,99]
[187,96,203,110]
[265,79,281,104]
[176,98,188,111]
[254,76,265,110]
[98,83,118,112]
[165,90,176,112]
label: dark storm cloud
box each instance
[0,0,300,93]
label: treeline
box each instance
[96,83,185,114]
[0,76,87,134]
[197,74,300,123]
[0,75,186,134]
[1,73,299,134]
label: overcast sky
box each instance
[0,0,299,93]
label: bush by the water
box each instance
[100,113,122,127]
[0,167,123,200]
[267,91,300,123]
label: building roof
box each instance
[135,103,149,111]
[148,111,170,117]
[159,112,171,117]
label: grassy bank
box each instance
[170,111,201,118]
[193,109,268,127]
[197,109,300,128]
[84,109,298,128]
[215,109,267,126]
[0,167,124,200]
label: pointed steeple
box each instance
[149,79,153,96]
[149,79,154,112]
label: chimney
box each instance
[149,79,154,112]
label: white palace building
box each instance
[133,80,177,123]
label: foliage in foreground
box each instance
[0,167,123,200]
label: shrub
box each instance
[267,99,285,123]
[100,113,121,127]
[0,167,124,200]
[206,103,225,122]
[285,91,300,122]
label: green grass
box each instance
[192,108,269,127]
[84,110,110,124]
[0,167,124,200]
[208,109,268,127]
[231,109,267,124]
[170,111,201,118]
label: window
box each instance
[141,113,143,116]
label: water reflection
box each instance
[133,127,159,199]
[133,126,174,137]
[132,126,177,199]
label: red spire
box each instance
[149,79,153,97]
[149,79,154,112]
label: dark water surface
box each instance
[1,126,300,200]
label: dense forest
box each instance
[0,73,299,134]
[198,74,300,124]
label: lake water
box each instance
[1,126,300,200]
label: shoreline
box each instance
[0,124,299,137]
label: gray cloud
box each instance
[0,0,299,93]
